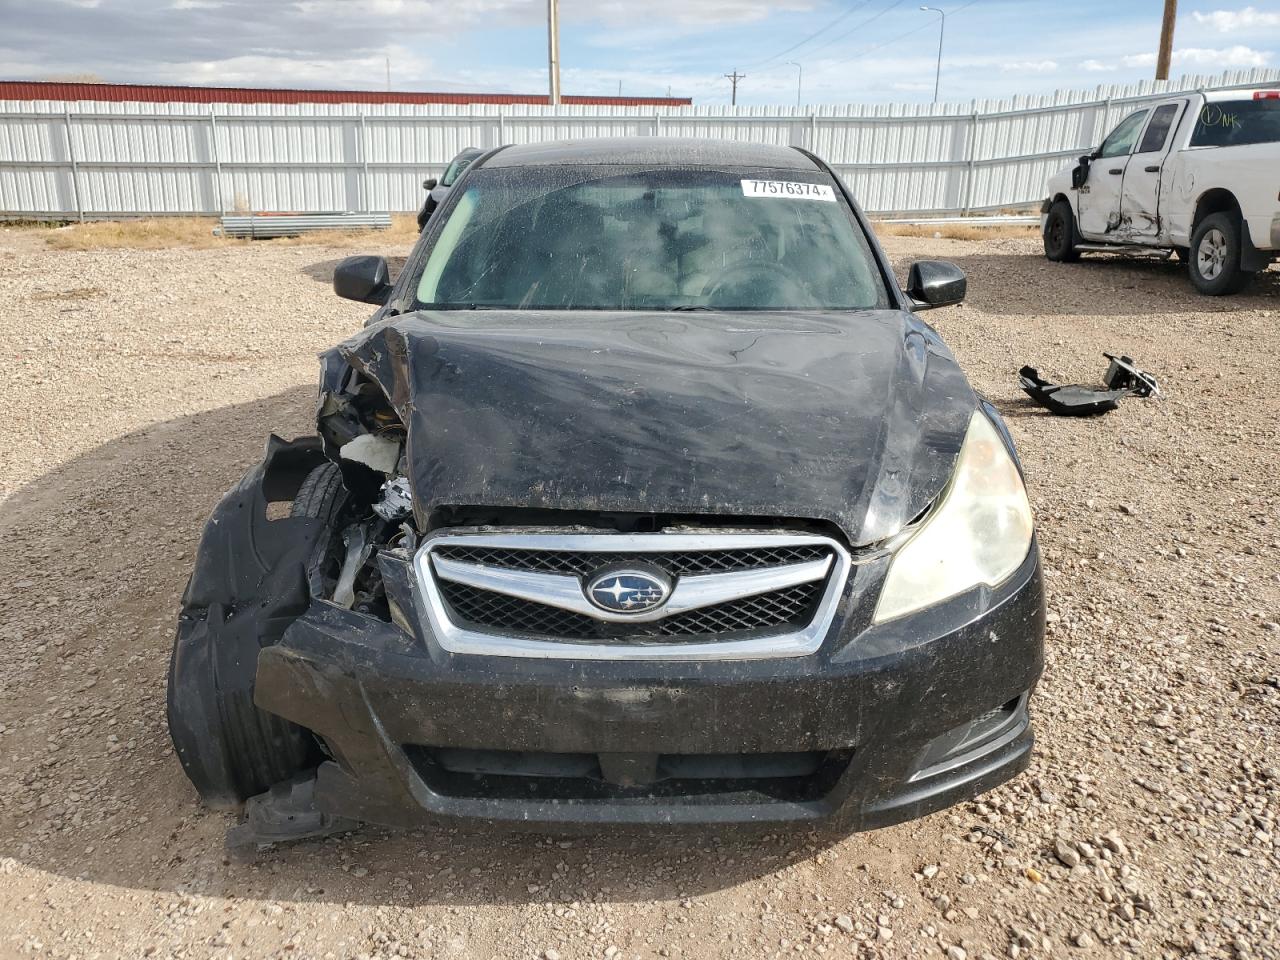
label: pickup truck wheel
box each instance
[1043,200,1081,263]
[1189,212,1254,295]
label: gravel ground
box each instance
[0,227,1277,960]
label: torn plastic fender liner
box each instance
[167,435,329,808]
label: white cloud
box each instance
[1122,45,1272,68]
[1000,59,1058,73]
[1080,59,1116,72]
[1191,7,1280,32]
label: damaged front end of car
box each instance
[171,310,1044,852]
[169,343,429,849]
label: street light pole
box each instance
[547,0,562,105]
[786,61,802,106]
[920,6,946,104]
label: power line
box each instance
[744,0,876,70]
[827,0,981,66]
[800,0,909,60]
[699,0,981,104]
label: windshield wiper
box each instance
[666,305,717,312]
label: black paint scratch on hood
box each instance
[329,309,975,547]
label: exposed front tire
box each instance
[1043,200,1081,263]
[168,438,332,808]
[1189,212,1254,295]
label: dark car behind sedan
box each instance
[169,138,1044,846]
[416,146,483,230]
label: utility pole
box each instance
[725,71,745,106]
[547,0,562,105]
[1156,0,1177,81]
[385,56,390,91]
[920,7,946,104]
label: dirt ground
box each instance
[0,224,1276,960]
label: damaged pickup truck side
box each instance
[169,138,1045,843]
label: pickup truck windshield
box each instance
[1190,99,1280,147]
[413,165,890,311]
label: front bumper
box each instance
[255,545,1045,833]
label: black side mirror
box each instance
[1073,154,1093,189]
[333,255,392,305]
[422,177,438,191]
[906,260,966,310]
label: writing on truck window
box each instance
[1190,99,1280,147]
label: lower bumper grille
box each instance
[414,530,852,660]
[404,744,853,803]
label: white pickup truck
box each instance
[1041,88,1279,294]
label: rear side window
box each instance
[1190,99,1280,147]
[1137,103,1181,154]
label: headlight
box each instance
[873,411,1034,624]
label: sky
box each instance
[0,0,1277,105]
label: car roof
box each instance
[483,136,819,171]
[1199,88,1279,103]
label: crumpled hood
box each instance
[332,309,976,547]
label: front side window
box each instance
[1190,98,1280,147]
[412,165,891,312]
[1098,110,1150,159]
[1137,103,1182,154]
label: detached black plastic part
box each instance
[167,435,330,808]
[1018,367,1128,416]
[226,772,360,855]
[1018,353,1160,417]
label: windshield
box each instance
[1190,98,1280,147]
[412,165,890,311]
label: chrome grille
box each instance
[432,543,829,576]
[440,579,823,641]
[413,531,852,661]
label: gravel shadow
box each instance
[0,386,851,908]
[932,251,1279,316]
[301,255,408,286]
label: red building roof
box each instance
[0,80,692,108]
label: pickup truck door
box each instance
[1077,109,1150,240]
[1119,101,1187,243]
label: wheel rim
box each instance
[1198,228,1227,280]
[1049,217,1065,250]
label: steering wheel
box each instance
[704,259,808,307]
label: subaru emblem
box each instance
[585,567,672,615]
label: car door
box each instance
[1077,109,1149,239]
[1119,101,1186,243]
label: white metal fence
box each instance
[2,68,1277,220]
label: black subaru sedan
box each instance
[169,137,1044,844]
